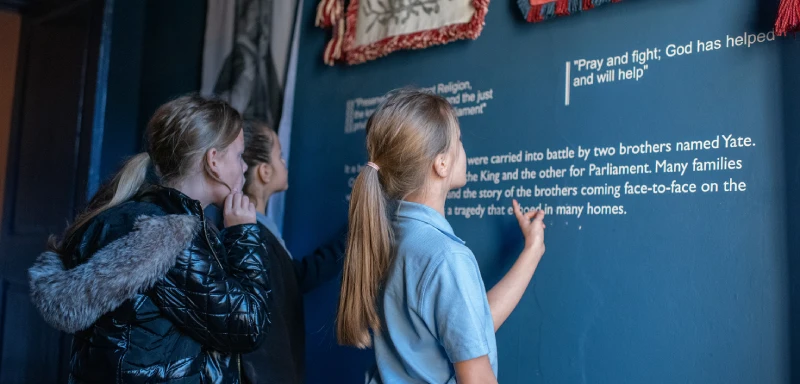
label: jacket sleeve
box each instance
[219,224,272,301]
[152,223,271,353]
[293,229,346,294]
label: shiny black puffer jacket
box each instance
[28,186,271,383]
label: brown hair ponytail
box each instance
[337,164,393,348]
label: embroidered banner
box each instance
[316,0,490,65]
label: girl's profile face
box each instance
[216,130,248,195]
[267,130,289,192]
[449,128,467,190]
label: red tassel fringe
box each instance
[315,0,333,27]
[776,0,800,36]
[526,0,622,23]
[321,0,345,65]
[555,0,570,16]
[527,4,545,22]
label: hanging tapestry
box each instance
[315,0,490,65]
[517,0,621,23]
[201,0,284,128]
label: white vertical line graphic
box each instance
[565,61,571,106]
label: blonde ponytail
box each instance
[336,88,461,348]
[107,153,151,206]
[50,95,243,254]
[337,165,393,348]
[49,153,150,252]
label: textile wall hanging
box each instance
[202,0,284,128]
[315,0,490,65]
[517,0,621,23]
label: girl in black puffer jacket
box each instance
[28,95,272,383]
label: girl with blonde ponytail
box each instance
[337,89,547,384]
[29,95,273,383]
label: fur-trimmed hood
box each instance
[28,214,200,333]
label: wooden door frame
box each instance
[0,0,111,265]
[0,0,112,380]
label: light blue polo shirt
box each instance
[368,201,497,384]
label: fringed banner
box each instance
[775,0,800,35]
[316,0,346,64]
[517,0,621,23]
[316,0,490,65]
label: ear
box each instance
[205,148,221,176]
[257,163,273,185]
[433,153,450,179]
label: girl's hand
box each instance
[486,201,547,331]
[512,199,546,260]
[223,191,256,227]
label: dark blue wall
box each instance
[781,31,800,382]
[136,0,206,144]
[100,0,145,179]
[286,0,800,383]
[100,0,206,181]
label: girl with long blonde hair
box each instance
[337,89,547,383]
